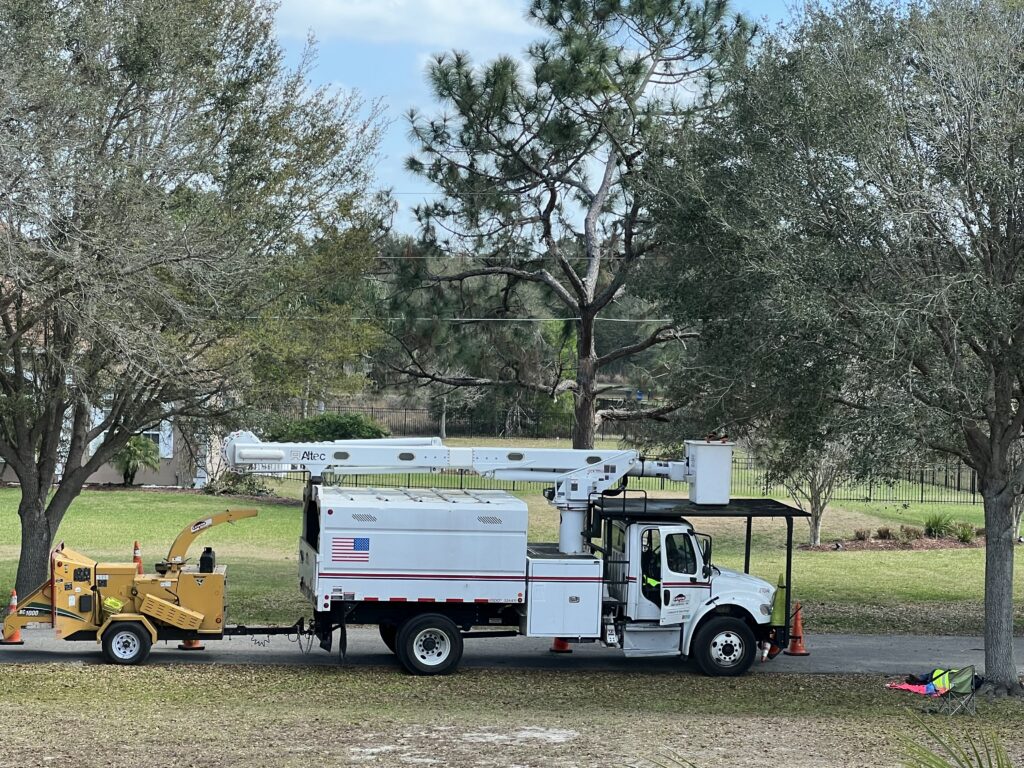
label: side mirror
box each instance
[697,534,713,579]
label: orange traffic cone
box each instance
[178,638,205,651]
[784,602,810,656]
[133,541,143,575]
[549,637,572,654]
[3,590,22,643]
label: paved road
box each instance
[2,628,1022,675]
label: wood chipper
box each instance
[1,508,258,664]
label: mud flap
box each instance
[315,612,333,653]
[338,623,347,662]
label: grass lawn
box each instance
[1,483,1021,633]
[0,664,1020,767]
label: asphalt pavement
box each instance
[2,627,1022,675]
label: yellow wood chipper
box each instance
[1,508,258,664]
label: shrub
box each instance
[112,436,162,486]
[265,413,389,442]
[900,524,924,541]
[975,526,986,537]
[876,526,893,540]
[854,528,871,541]
[923,512,954,539]
[204,471,272,497]
[953,522,976,544]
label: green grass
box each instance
[838,499,986,530]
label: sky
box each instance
[273,0,793,229]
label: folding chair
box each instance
[933,666,978,716]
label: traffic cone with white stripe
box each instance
[549,637,572,654]
[133,541,143,575]
[3,590,22,643]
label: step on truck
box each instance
[222,434,808,676]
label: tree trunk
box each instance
[808,511,823,547]
[981,490,1023,695]
[572,315,598,450]
[14,473,81,600]
[439,397,447,440]
[808,485,824,547]
[573,358,597,449]
[15,491,53,599]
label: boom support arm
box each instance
[220,432,723,555]
[163,508,259,570]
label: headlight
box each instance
[759,603,772,616]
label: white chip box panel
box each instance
[524,550,603,638]
[314,486,528,605]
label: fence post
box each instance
[919,468,925,503]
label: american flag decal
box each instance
[332,537,370,562]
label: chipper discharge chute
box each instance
[1,508,258,665]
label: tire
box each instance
[395,614,463,676]
[692,616,756,677]
[379,623,398,654]
[102,622,152,666]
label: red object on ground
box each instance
[784,602,810,656]
[549,637,572,654]
[3,590,21,643]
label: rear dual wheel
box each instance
[395,614,463,676]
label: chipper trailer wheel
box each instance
[102,622,153,666]
[692,616,756,677]
[395,614,463,676]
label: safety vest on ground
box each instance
[930,669,952,691]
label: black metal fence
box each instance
[268,457,983,505]
[312,406,634,441]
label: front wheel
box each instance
[692,617,756,677]
[102,622,152,666]
[395,614,463,676]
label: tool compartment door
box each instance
[659,526,710,627]
[525,550,602,637]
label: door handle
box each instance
[663,589,670,606]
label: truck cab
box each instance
[602,516,777,676]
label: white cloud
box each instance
[277,0,535,48]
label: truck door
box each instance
[658,527,710,627]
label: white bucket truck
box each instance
[222,434,803,676]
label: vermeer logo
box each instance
[191,519,212,534]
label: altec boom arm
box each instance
[221,432,706,555]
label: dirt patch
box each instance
[802,536,986,552]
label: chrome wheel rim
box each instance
[709,630,744,668]
[412,628,451,666]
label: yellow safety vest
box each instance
[931,669,951,690]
